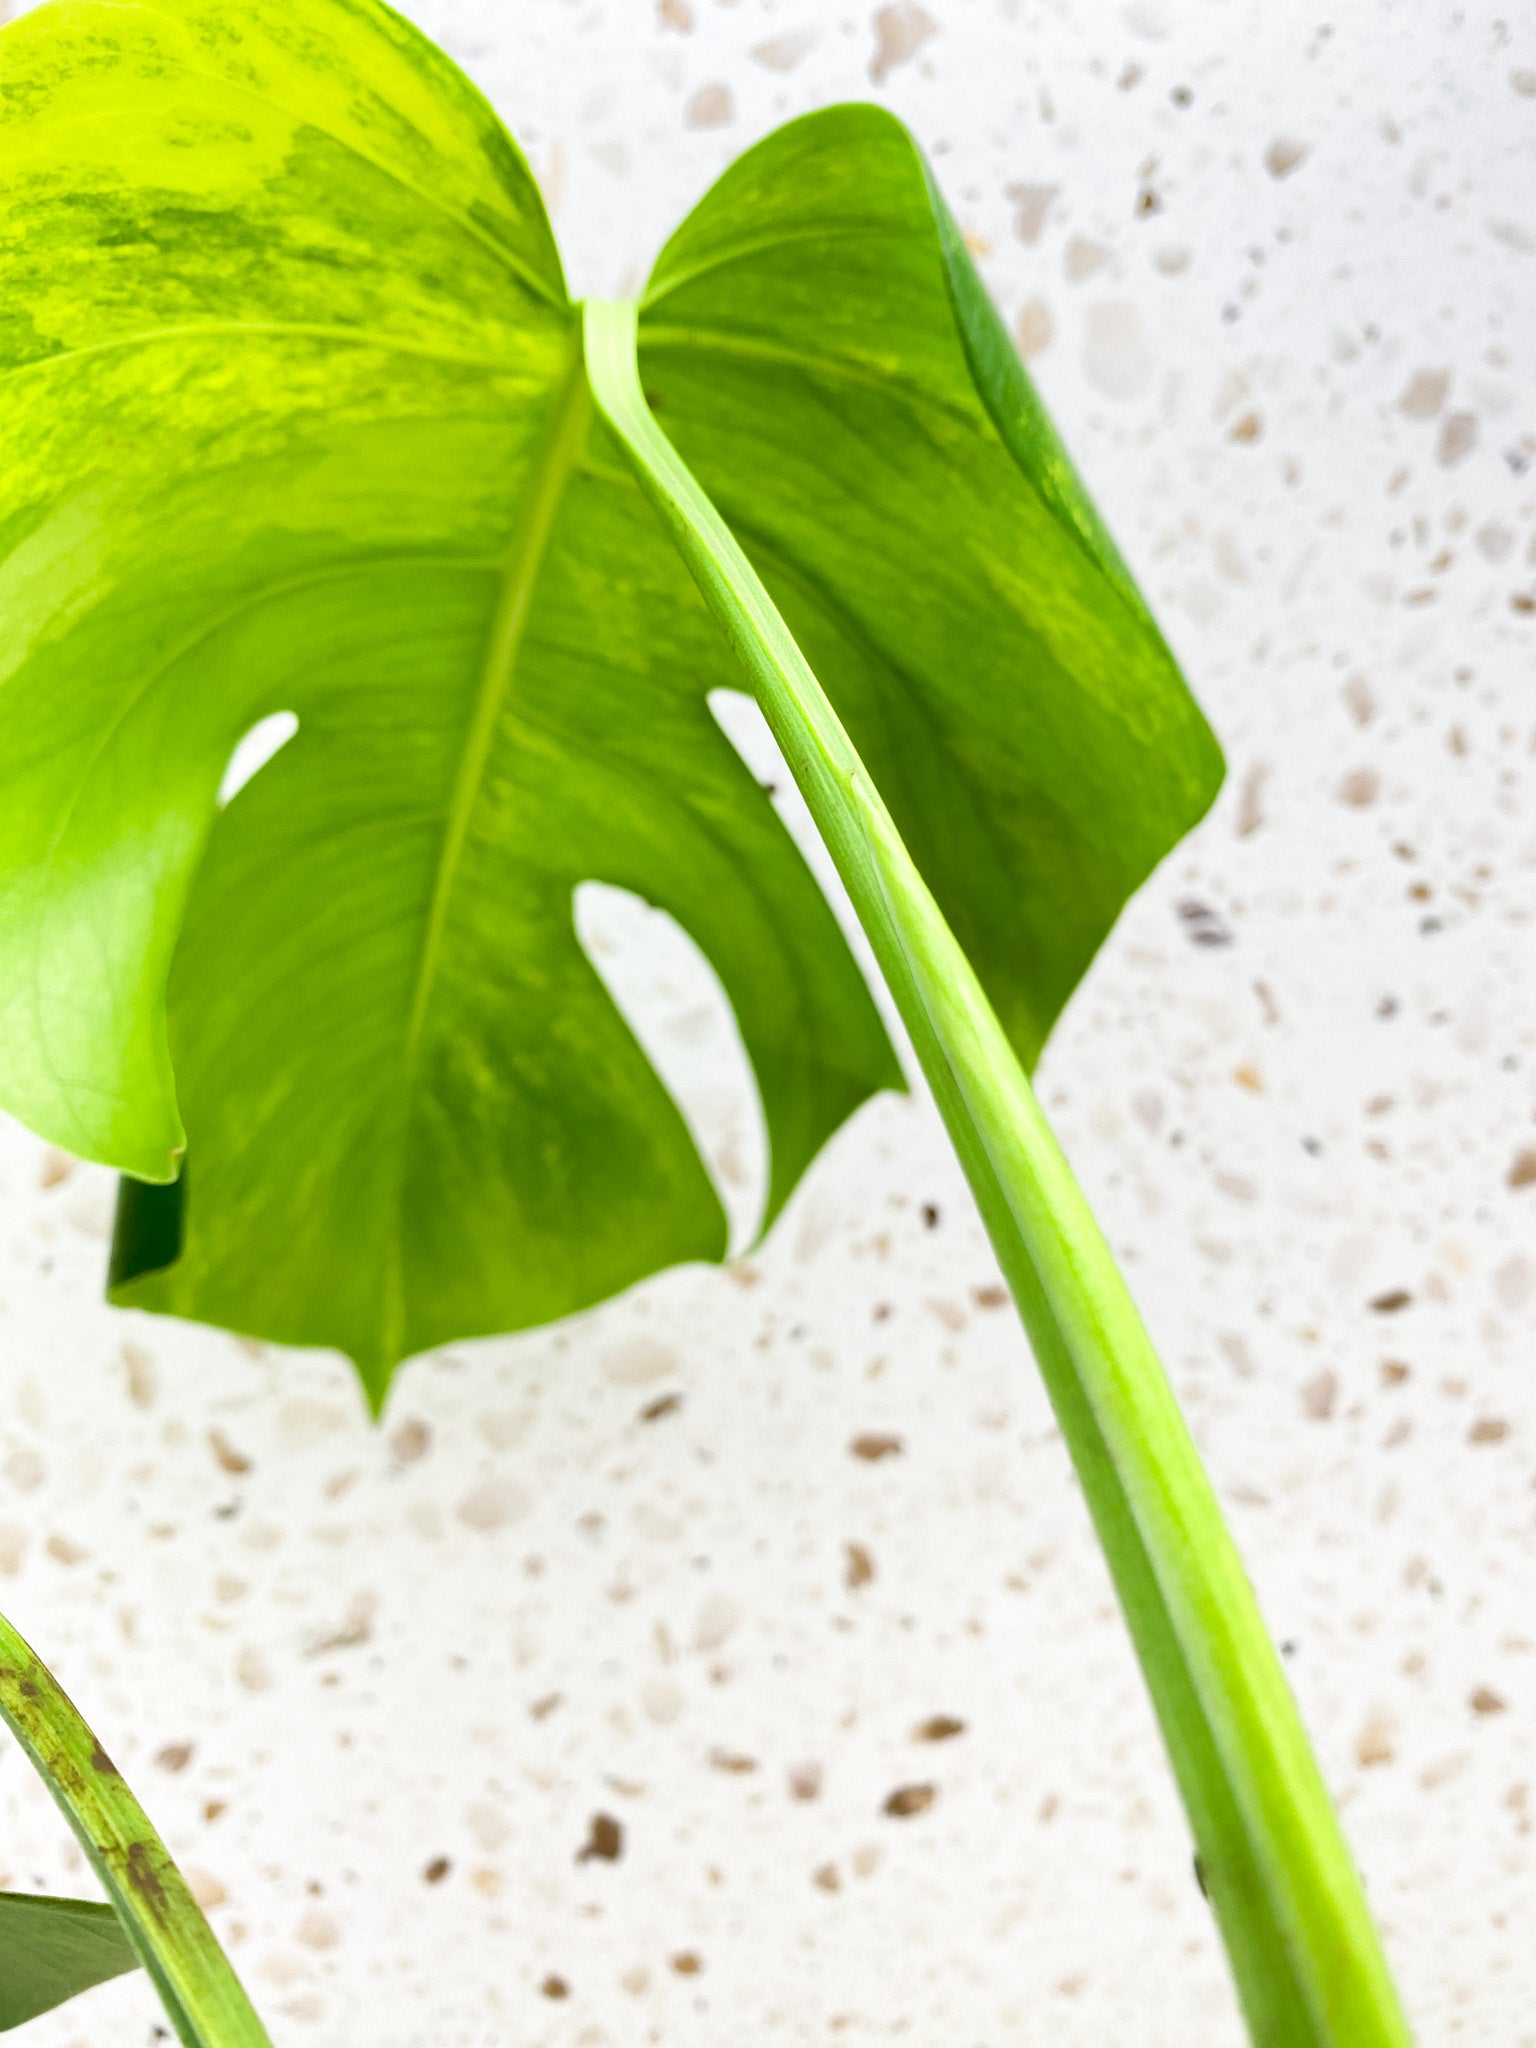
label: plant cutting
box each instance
[0,0,1411,2040]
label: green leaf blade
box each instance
[639,101,1224,1068]
[0,1893,138,2033]
[0,0,896,1400]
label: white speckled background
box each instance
[2,1,1534,2042]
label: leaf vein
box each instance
[639,321,978,428]
[0,323,539,390]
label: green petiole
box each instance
[0,1609,271,2048]
[584,292,1411,2048]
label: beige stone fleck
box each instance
[1014,297,1053,358]
[751,31,818,72]
[296,1908,339,1951]
[1065,236,1111,282]
[1008,183,1057,245]
[642,1675,684,1724]
[694,1590,742,1651]
[390,1418,430,1464]
[6,1449,44,1492]
[122,1343,156,1410]
[709,1748,758,1774]
[1341,675,1376,725]
[1399,368,1450,419]
[1301,1369,1338,1421]
[38,1147,76,1189]
[1356,1712,1395,1766]
[457,1477,531,1532]
[209,1427,252,1476]
[305,1592,376,1655]
[278,1400,348,1448]
[1495,1256,1534,1307]
[1236,761,1277,839]
[870,2,937,83]
[1338,768,1380,807]
[684,84,732,129]
[1419,1753,1470,1790]
[188,1868,227,1910]
[236,1648,274,1693]
[1437,411,1477,466]
[1217,1333,1255,1378]
[789,1761,823,1801]
[602,1337,679,1386]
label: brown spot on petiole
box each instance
[125,1841,170,1921]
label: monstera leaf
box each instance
[0,0,1218,1405]
[0,1893,137,2031]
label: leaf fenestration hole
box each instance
[573,880,767,1256]
[217,710,298,807]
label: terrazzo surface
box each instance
[0,0,1533,2041]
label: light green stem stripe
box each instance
[584,294,1411,2046]
[0,1610,272,2048]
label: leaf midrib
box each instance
[377,340,591,1381]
